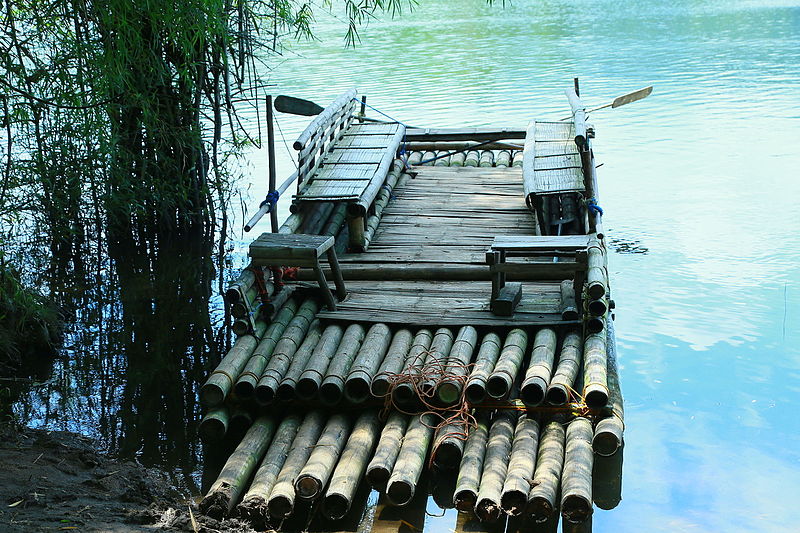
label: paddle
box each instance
[274,95,324,116]
[560,86,653,120]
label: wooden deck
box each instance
[318,165,573,326]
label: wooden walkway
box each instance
[318,165,569,326]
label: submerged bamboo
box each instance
[294,413,352,501]
[593,321,624,456]
[199,416,277,519]
[267,410,327,519]
[528,420,566,522]
[323,409,382,520]
[296,324,345,400]
[501,414,541,516]
[392,328,433,404]
[255,300,321,405]
[521,328,558,406]
[237,414,303,521]
[421,327,455,395]
[582,331,609,408]
[386,413,436,506]
[475,410,518,522]
[201,319,268,407]
[437,326,478,404]
[546,330,582,405]
[561,417,594,524]
[344,323,392,403]
[432,418,468,470]
[319,323,366,405]
[371,329,414,397]
[487,329,528,400]
[276,324,323,401]
[233,298,299,399]
[464,333,502,404]
[199,406,229,442]
[560,280,579,321]
[453,411,490,512]
[366,411,410,490]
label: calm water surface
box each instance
[16,0,800,530]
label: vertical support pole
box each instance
[266,95,278,233]
[574,77,580,97]
[313,263,337,311]
[325,248,348,300]
[359,96,367,122]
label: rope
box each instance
[273,113,298,169]
[259,189,280,209]
[587,197,604,216]
[351,97,411,128]
[249,266,272,305]
[351,97,413,171]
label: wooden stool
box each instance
[248,233,347,311]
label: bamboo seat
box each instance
[249,233,346,311]
[487,235,588,316]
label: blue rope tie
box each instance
[259,190,279,209]
[587,198,604,216]
[352,97,410,128]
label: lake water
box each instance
[16,0,800,531]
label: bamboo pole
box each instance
[296,324,345,400]
[464,150,480,167]
[233,298,299,399]
[592,444,623,510]
[295,413,353,501]
[323,409,382,520]
[344,323,392,403]
[479,151,494,167]
[582,331,608,409]
[592,321,623,455]
[366,411,410,490]
[449,151,466,166]
[586,313,606,335]
[495,150,512,168]
[199,416,277,518]
[319,323,366,405]
[475,410,518,522]
[546,330,582,405]
[512,151,524,167]
[299,201,335,235]
[392,329,433,404]
[225,267,256,304]
[560,280,579,321]
[276,324,324,401]
[454,411,490,512]
[266,410,327,519]
[237,414,303,521]
[279,210,304,234]
[322,203,347,237]
[201,319,269,407]
[487,329,528,400]
[437,326,478,405]
[586,237,607,299]
[561,417,594,524]
[587,297,608,317]
[464,333,502,404]
[371,329,413,397]
[386,413,436,506]
[421,327,455,395]
[434,151,451,166]
[501,414,540,516]
[420,151,436,166]
[254,300,321,405]
[229,408,254,439]
[347,215,366,251]
[406,151,423,165]
[521,328,558,406]
[528,420,566,522]
[432,418,468,470]
[199,406,229,442]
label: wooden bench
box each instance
[249,233,347,311]
[487,235,589,316]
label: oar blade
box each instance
[611,86,652,108]
[274,95,324,116]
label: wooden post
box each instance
[501,414,540,516]
[295,413,352,501]
[487,328,528,400]
[386,413,436,506]
[347,214,366,251]
[296,324,345,400]
[521,328,558,406]
[527,419,566,522]
[366,412,410,490]
[454,411,490,512]
[323,409,382,520]
[464,333,502,404]
[325,248,347,300]
[237,414,302,522]
[267,95,278,233]
[561,417,594,524]
[546,330,582,405]
[200,416,277,518]
[475,410,517,522]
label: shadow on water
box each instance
[13,225,226,492]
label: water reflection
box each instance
[15,227,225,490]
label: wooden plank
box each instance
[337,135,396,148]
[343,123,401,136]
[312,164,378,181]
[405,127,526,142]
[249,233,333,261]
[299,180,364,200]
[534,153,581,171]
[324,148,387,164]
[522,121,536,201]
[492,235,590,251]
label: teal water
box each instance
[240,1,800,531]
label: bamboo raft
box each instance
[199,86,625,532]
